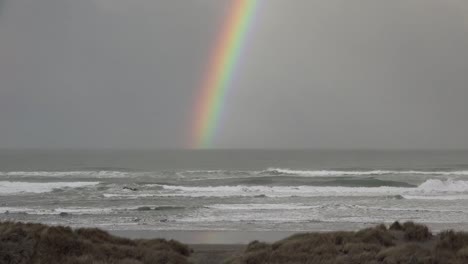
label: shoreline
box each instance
[110,230,298,245]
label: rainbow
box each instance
[191,0,259,149]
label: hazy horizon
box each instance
[2,147,468,151]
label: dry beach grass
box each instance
[4,221,468,264]
[0,221,192,264]
[225,222,468,264]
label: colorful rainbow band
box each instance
[191,0,259,149]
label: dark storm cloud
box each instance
[1,0,468,149]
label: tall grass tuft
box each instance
[0,221,191,264]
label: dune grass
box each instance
[226,221,468,264]
[4,221,468,264]
[0,221,192,264]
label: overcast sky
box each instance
[1,0,468,149]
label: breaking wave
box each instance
[261,168,468,177]
[148,179,468,198]
[0,207,113,215]
[2,168,468,181]
[0,181,99,195]
[0,205,186,215]
[205,203,320,210]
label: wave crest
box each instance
[140,179,468,199]
[261,168,468,177]
[0,181,99,194]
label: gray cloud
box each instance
[1,0,468,149]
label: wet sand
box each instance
[109,230,291,264]
[110,230,288,263]
[110,230,297,244]
[189,244,245,264]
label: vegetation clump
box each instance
[0,221,192,264]
[225,222,468,264]
[401,221,432,241]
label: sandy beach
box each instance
[189,244,245,264]
[110,230,287,263]
[110,230,297,244]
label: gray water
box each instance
[2,149,468,232]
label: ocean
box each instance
[2,149,468,233]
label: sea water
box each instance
[1,149,468,232]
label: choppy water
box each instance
[2,149,468,232]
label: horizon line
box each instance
[1,148,468,151]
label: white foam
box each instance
[54,207,114,214]
[402,195,468,201]
[0,206,112,215]
[206,203,320,210]
[0,181,99,194]
[418,179,468,192]
[102,193,155,198]
[157,184,407,197]
[176,216,312,224]
[353,204,467,212]
[262,168,468,177]
[182,170,227,174]
[149,179,468,198]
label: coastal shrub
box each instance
[76,227,135,246]
[436,230,468,251]
[355,226,394,246]
[0,226,36,264]
[342,242,381,255]
[243,250,272,264]
[0,221,192,264]
[336,251,380,264]
[168,239,192,256]
[456,246,468,260]
[376,244,432,264]
[246,240,271,252]
[227,222,468,264]
[389,221,404,231]
[401,221,432,241]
